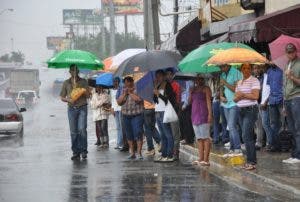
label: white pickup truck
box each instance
[15,90,39,108]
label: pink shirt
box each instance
[235,76,260,107]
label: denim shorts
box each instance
[193,123,210,140]
[123,113,144,141]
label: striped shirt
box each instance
[235,76,260,107]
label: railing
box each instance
[211,7,228,22]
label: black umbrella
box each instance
[114,50,182,77]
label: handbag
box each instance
[163,101,178,123]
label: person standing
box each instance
[117,76,144,160]
[165,68,182,161]
[60,64,90,160]
[190,76,212,166]
[111,77,123,150]
[282,43,300,164]
[266,64,284,152]
[220,65,243,157]
[234,64,260,170]
[154,69,176,162]
[144,100,161,156]
[90,86,111,148]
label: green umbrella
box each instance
[47,50,104,70]
[178,42,253,73]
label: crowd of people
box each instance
[60,43,300,171]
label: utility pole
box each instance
[173,0,179,34]
[151,0,160,49]
[109,0,116,55]
[100,0,106,57]
[10,38,14,52]
[143,0,149,49]
[124,14,128,48]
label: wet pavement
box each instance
[0,70,280,202]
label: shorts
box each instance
[123,113,144,141]
[193,123,210,140]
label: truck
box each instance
[8,69,40,98]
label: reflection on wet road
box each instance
[0,70,277,202]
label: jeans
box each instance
[260,107,272,146]
[68,105,88,155]
[144,109,161,151]
[156,112,174,158]
[223,106,241,150]
[285,97,300,159]
[212,101,221,143]
[240,106,258,165]
[179,105,195,144]
[123,114,144,141]
[220,106,229,143]
[96,119,108,144]
[269,103,283,149]
[255,108,264,147]
[115,111,123,147]
[170,120,181,154]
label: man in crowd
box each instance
[220,64,243,157]
[282,43,300,164]
[60,64,90,160]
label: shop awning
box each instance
[229,4,300,42]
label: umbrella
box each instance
[103,57,113,71]
[135,71,154,103]
[269,34,300,69]
[179,42,253,73]
[47,50,104,70]
[206,47,268,66]
[96,72,113,88]
[114,50,182,77]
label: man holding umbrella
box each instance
[60,64,90,160]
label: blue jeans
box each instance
[220,106,229,143]
[123,114,144,141]
[260,107,272,146]
[224,106,241,150]
[285,98,300,159]
[144,109,161,151]
[68,105,88,155]
[240,106,258,165]
[156,112,174,158]
[212,101,221,143]
[115,111,123,147]
[269,104,282,150]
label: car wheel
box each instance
[17,128,24,137]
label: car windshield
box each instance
[0,100,16,110]
[19,92,35,98]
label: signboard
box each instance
[63,9,102,25]
[47,37,65,50]
[102,0,143,15]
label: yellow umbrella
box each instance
[206,47,268,66]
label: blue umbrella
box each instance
[136,71,155,103]
[96,72,113,88]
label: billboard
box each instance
[102,0,143,15]
[47,37,65,50]
[63,9,102,25]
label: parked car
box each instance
[0,98,26,136]
[15,90,39,108]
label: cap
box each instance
[285,43,297,53]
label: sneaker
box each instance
[166,157,174,162]
[156,144,161,152]
[114,146,122,150]
[103,143,109,148]
[223,150,234,158]
[71,154,80,160]
[81,153,87,159]
[128,154,136,160]
[160,157,170,162]
[283,158,300,164]
[137,154,144,160]
[145,149,155,156]
[241,144,246,151]
[255,144,261,150]
[224,142,231,148]
[232,149,243,156]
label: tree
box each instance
[0,51,25,64]
[0,54,10,62]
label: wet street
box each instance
[0,70,277,202]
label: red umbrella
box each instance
[269,34,300,69]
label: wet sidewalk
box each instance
[180,144,300,201]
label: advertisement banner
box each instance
[63,9,102,25]
[47,37,65,50]
[102,0,143,15]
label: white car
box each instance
[15,90,39,108]
[0,98,26,136]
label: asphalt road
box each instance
[0,69,277,202]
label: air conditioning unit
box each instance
[241,0,265,10]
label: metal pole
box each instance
[109,0,116,55]
[151,0,160,49]
[173,0,179,34]
[100,1,106,57]
[143,0,149,49]
[124,14,128,48]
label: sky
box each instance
[0,0,198,66]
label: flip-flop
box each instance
[192,160,201,165]
[200,161,210,166]
[244,164,256,171]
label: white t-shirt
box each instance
[236,76,260,107]
[155,89,166,112]
[110,89,121,111]
[261,73,270,105]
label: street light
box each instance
[0,8,14,15]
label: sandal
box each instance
[243,164,256,170]
[200,161,210,166]
[192,160,201,165]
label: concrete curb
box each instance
[180,144,300,201]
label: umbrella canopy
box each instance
[47,50,104,70]
[206,47,268,66]
[96,72,113,88]
[114,50,182,77]
[179,42,253,73]
[103,57,113,71]
[269,34,300,69]
[135,71,154,103]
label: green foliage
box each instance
[0,51,25,64]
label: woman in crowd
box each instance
[153,69,177,162]
[234,63,260,170]
[190,75,212,166]
[90,86,111,148]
